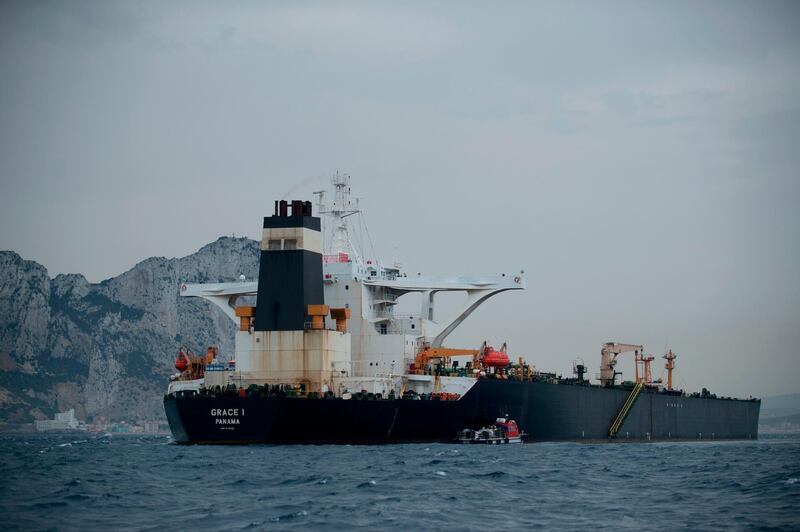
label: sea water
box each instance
[2,434,799,530]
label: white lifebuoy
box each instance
[180,284,187,292]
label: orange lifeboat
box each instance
[482,346,510,368]
[175,351,189,372]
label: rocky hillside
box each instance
[0,237,260,429]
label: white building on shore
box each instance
[34,409,80,431]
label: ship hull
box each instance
[164,380,760,444]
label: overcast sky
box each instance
[1,1,798,397]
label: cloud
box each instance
[0,0,153,48]
[2,2,463,65]
[152,3,463,65]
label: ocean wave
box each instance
[277,475,323,486]
[269,510,308,523]
[30,501,68,509]
[473,471,507,479]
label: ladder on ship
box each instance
[609,382,644,437]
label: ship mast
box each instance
[663,349,677,390]
[642,353,655,384]
[318,172,362,265]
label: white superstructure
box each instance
[176,174,525,398]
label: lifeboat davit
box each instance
[482,346,510,368]
[175,351,189,372]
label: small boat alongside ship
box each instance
[164,173,760,444]
[457,417,526,444]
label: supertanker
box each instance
[164,174,760,443]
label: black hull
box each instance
[164,380,760,444]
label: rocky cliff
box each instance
[0,237,260,428]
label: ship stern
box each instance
[164,394,190,443]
